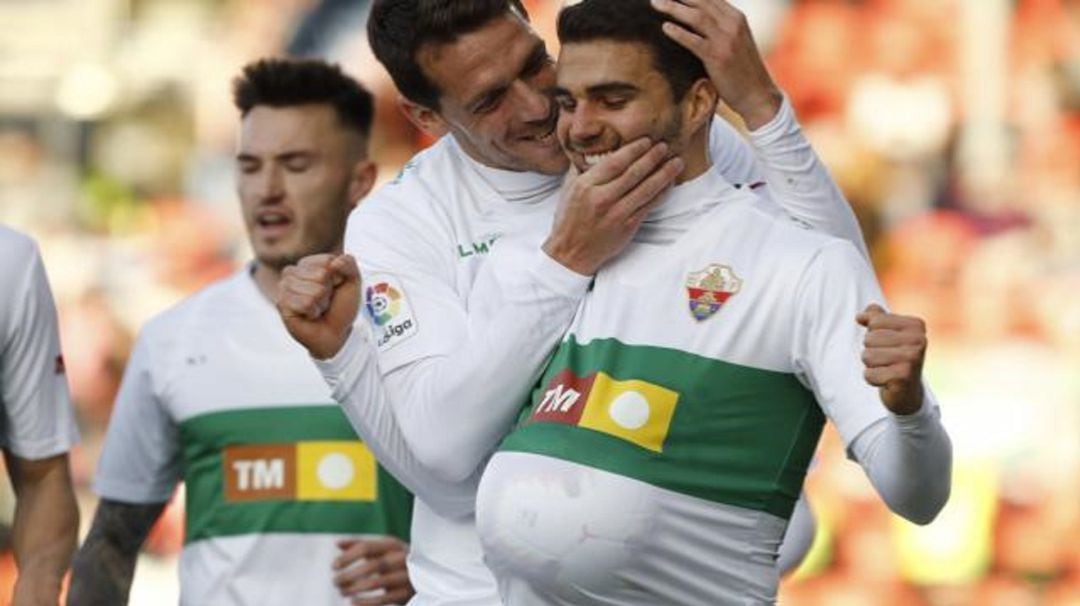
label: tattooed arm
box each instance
[67,499,167,605]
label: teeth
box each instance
[259,213,288,226]
[583,151,614,166]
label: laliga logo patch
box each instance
[686,264,741,322]
[365,282,402,326]
[364,278,418,349]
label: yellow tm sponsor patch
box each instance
[578,373,680,453]
[223,441,376,503]
[296,441,377,502]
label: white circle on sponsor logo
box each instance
[608,391,650,430]
[317,453,355,489]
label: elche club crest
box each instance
[686,264,741,321]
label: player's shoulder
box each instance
[731,192,854,254]
[714,191,865,281]
[0,225,36,256]
[347,138,462,258]
[139,270,249,343]
[362,136,462,214]
[0,226,41,276]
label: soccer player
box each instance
[67,59,414,606]
[0,226,80,606]
[278,1,870,603]
[473,1,952,603]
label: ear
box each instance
[683,78,720,133]
[346,158,378,209]
[399,95,450,138]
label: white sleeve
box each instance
[0,238,79,460]
[792,241,951,524]
[708,116,764,186]
[315,330,479,519]
[709,99,869,259]
[93,331,181,503]
[319,214,591,489]
[847,389,952,525]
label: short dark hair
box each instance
[368,0,530,110]
[232,58,374,138]
[557,0,706,101]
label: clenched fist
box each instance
[277,253,361,360]
[857,304,927,416]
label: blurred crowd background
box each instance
[0,0,1077,604]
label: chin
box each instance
[254,250,300,271]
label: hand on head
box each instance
[651,0,783,130]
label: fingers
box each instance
[329,254,361,284]
[857,303,928,415]
[336,546,411,605]
[652,0,709,35]
[278,272,329,320]
[862,346,922,369]
[334,537,403,570]
[343,569,409,600]
[855,303,887,327]
[621,157,685,222]
[575,138,659,188]
[278,254,359,320]
[659,20,707,56]
[359,585,414,606]
[863,364,918,389]
[858,306,927,341]
[598,144,683,215]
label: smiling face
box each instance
[554,39,713,182]
[412,12,569,175]
[236,104,372,271]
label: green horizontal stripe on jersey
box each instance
[179,406,412,544]
[499,337,824,519]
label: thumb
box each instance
[856,303,886,327]
[329,254,360,287]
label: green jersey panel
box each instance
[500,337,823,519]
[180,405,412,543]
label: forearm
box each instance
[747,97,869,259]
[323,248,589,485]
[67,500,165,606]
[850,390,952,524]
[5,454,78,606]
[393,250,587,481]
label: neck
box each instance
[251,262,281,303]
[674,129,711,184]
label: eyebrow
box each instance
[550,82,641,98]
[236,150,317,163]
[465,41,549,112]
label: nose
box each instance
[566,102,602,148]
[510,80,552,126]
[256,164,285,202]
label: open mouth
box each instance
[255,209,292,236]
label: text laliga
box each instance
[378,319,414,346]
